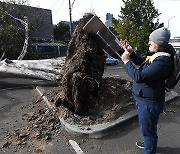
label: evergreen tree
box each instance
[54,21,70,44]
[113,0,163,53]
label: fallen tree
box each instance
[0,57,65,81]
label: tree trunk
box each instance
[0,57,65,81]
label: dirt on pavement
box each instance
[43,77,135,125]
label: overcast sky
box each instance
[28,0,180,38]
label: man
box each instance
[120,27,175,154]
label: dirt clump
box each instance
[61,77,135,125]
[54,14,105,115]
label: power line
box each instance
[50,0,59,9]
[53,0,65,19]
[71,0,76,9]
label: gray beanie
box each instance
[149,27,171,47]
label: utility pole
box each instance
[69,0,73,35]
[69,0,76,35]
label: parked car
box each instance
[106,56,120,65]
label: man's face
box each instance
[148,40,159,53]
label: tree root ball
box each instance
[55,14,105,115]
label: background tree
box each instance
[0,1,27,59]
[54,21,70,44]
[0,0,52,60]
[113,0,164,54]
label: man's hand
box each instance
[121,50,130,64]
[120,39,133,54]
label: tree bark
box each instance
[0,57,65,81]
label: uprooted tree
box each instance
[54,14,106,115]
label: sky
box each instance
[28,0,180,38]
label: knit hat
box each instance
[149,27,171,47]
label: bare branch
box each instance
[0,8,29,60]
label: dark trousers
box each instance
[136,101,164,154]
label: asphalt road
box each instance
[0,78,59,153]
[0,64,180,154]
[104,62,131,80]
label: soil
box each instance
[43,77,136,125]
[54,14,105,115]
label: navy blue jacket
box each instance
[124,44,175,103]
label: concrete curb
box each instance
[59,110,138,138]
[35,86,179,138]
